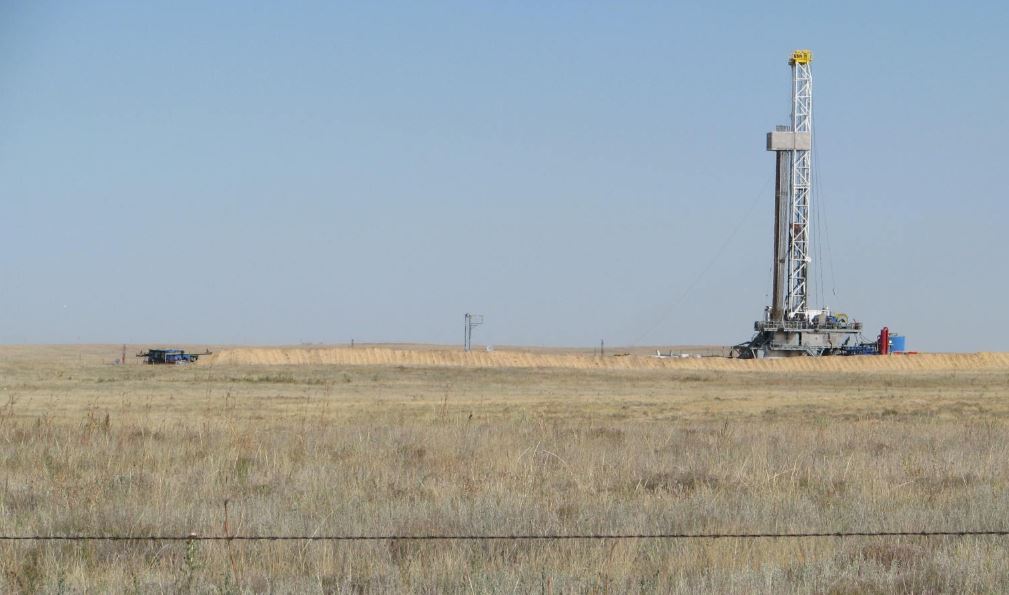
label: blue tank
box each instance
[890,335,906,353]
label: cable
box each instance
[629,173,773,346]
[809,117,825,306]
[0,530,1007,542]
[811,111,838,300]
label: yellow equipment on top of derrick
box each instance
[790,49,813,65]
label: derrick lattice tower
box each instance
[734,50,861,358]
[785,50,812,318]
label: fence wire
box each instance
[0,530,1007,542]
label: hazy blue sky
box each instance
[1,2,1006,351]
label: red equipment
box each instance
[879,327,890,355]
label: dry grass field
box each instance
[2,345,1009,592]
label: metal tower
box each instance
[767,49,814,321]
[463,313,484,352]
[785,50,813,318]
[734,50,861,358]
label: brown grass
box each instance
[207,345,1009,373]
[0,345,1008,592]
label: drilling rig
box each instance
[733,50,862,358]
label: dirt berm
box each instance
[202,347,1009,373]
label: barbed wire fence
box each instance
[0,530,1006,542]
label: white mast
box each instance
[785,50,813,318]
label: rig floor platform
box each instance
[735,319,862,358]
